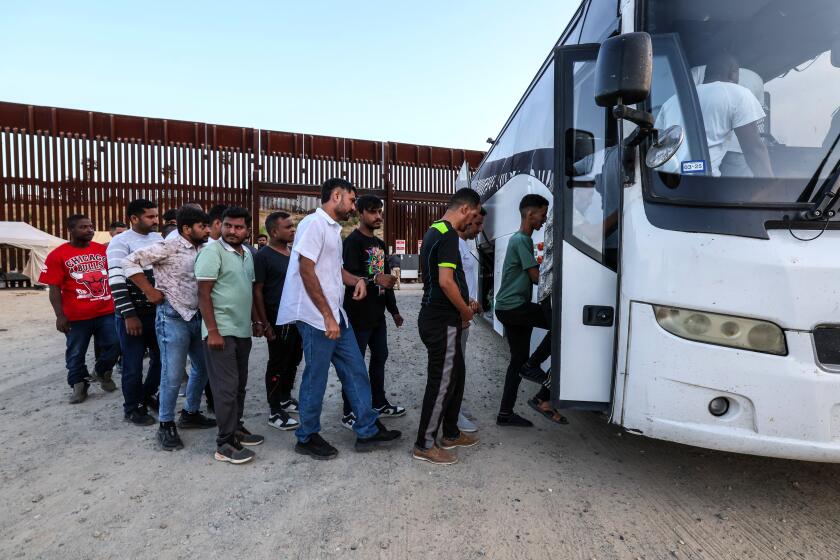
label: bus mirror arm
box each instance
[612,105,655,130]
[612,106,656,183]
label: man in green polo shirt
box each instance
[195,207,265,465]
[494,194,555,427]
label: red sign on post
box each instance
[395,240,406,255]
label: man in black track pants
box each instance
[412,188,482,466]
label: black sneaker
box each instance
[124,406,155,426]
[235,426,265,446]
[177,409,217,429]
[374,402,406,418]
[496,412,534,428]
[295,433,339,460]
[267,411,299,431]
[279,398,300,415]
[157,423,184,451]
[214,441,255,464]
[341,412,356,431]
[519,363,549,385]
[355,420,402,452]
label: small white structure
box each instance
[0,222,65,286]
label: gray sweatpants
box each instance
[203,336,252,447]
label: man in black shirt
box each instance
[253,211,301,431]
[340,195,405,430]
[413,188,482,466]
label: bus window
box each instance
[579,0,619,43]
[645,0,840,205]
[565,58,618,269]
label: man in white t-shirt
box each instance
[276,178,402,460]
[456,208,485,433]
[657,54,773,178]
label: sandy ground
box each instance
[2,287,840,560]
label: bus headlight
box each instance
[652,305,787,355]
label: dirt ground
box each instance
[2,287,840,560]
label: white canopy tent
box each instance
[0,222,66,286]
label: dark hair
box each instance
[519,194,549,212]
[67,214,89,229]
[447,187,481,210]
[162,209,178,222]
[264,211,291,235]
[321,178,356,203]
[356,194,383,214]
[256,233,268,240]
[108,220,126,231]
[176,205,210,233]
[161,223,178,238]
[208,204,228,223]
[222,206,252,227]
[127,199,157,218]
[704,53,739,83]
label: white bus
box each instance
[472,0,840,462]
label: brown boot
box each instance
[93,370,117,392]
[440,432,479,450]
[412,445,457,465]
[69,382,88,404]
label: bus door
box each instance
[551,43,620,411]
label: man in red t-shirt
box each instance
[40,214,120,404]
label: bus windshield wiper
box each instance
[799,131,840,220]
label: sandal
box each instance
[527,397,569,425]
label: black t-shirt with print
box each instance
[342,229,399,331]
[420,219,468,317]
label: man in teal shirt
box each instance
[196,207,265,465]
[494,194,558,427]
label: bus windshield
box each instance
[646,0,840,207]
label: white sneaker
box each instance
[458,412,478,433]
[268,411,299,431]
[341,412,356,431]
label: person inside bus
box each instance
[657,53,773,178]
[494,194,567,427]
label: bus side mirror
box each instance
[594,32,653,107]
[566,129,596,177]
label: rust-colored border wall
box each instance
[0,101,483,272]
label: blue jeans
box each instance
[155,302,208,422]
[295,319,379,442]
[65,314,119,387]
[115,313,161,414]
[342,320,389,415]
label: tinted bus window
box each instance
[579,0,619,43]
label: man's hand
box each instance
[55,315,70,334]
[146,287,165,305]
[352,278,367,301]
[207,330,225,350]
[252,322,265,338]
[375,273,397,290]
[460,307,474,327]
[125,316,143,337]
[392,313,404,328]
[264,324,276,341]
[469,299,481,313]
[324,314,340,340]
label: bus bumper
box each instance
[620,303,840,462]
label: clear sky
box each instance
[1,1,579,152]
